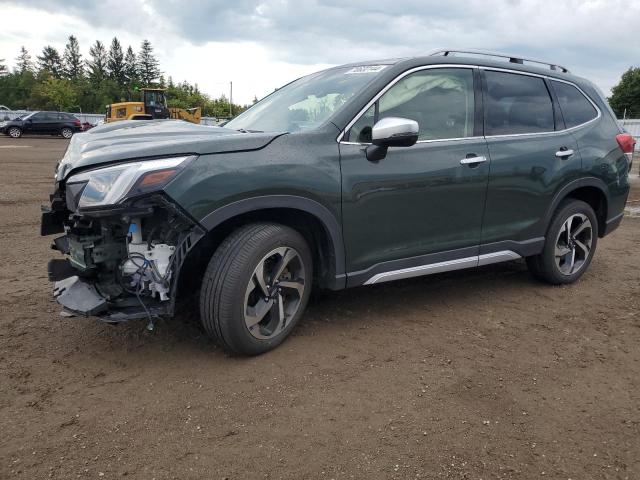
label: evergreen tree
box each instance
[15,46,34,73]
[37,46,63,78]
[0,39,247,117]
[86,40,108,84]
[107,37,125,85]
[137,39,160,86]
[124,46,138,86]
[0,59,7,76]
[62,35,83,80]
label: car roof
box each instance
[331,51,584,84]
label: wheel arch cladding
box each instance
[547,178,609,237]
[178,196,346,295]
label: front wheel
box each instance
[8,127,22,138]
[527,199,598,284]
[199,223,313,355]
[61,127,74,139]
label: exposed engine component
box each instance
[121,218,176,301]
[47,191,205,323]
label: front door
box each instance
[340,67,490,285]
[27,112,48,133]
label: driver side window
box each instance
[347,68,476,143]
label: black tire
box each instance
[61,127,73,139]
[199,223,313,355]
[526,199,598,284]
[7,126,22,138]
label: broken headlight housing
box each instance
[65,155,195,210]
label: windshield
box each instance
[144,91,167,108]
[226,65,389,133]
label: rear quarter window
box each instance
[552,81,598,128]
[484,71,554,135]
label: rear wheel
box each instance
[199,223,313,355]
[8,127,22,138]
[61,127,73,139]
[527,199,598,284]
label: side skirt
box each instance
[363,250,521,285]
[345,238,544,288]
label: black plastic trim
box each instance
[40,209,66,236]
[479,237,545,257]
[473,68,484,137]
[603,212,624,236]
[542,177,611,236]
[346,246,479,288]
[199,195,346,285]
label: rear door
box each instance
[40,112,58,134]
[480,69,581,254]
[340,66,491,284]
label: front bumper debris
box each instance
[43,187,205,323]
[54,276,108,316]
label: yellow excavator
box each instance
[105,88,201,124]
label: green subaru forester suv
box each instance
[43,49,635,355]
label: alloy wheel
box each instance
[243,246,306,340]
[8,127,21,138]
[61,128,73,139]
[554,213,593,275]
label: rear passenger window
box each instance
[485,71,554,135]
[552,81,598,128]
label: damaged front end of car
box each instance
[41,155,205,323]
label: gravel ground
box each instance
[1,136,639,479]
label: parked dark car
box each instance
[1,111,82,139]
[42,49,635,355]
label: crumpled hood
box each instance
[56,120,284,180]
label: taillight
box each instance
[616,133,635,163]
[74,120,81,127]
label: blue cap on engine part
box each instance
[128,223,137,234]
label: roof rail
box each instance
[429,49,570,73]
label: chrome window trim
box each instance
[340,135,485,146]
[481,66,602,138]
[337,64,601,145]
[336,64,478,144]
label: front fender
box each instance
[200,194,345,280]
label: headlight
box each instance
[66,156,194,209]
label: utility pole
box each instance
[229,81,233,117]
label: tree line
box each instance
[0,37,248,118]
[2,40,637,120]
[609,67,640,119]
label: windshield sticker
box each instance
[345,65,388,74]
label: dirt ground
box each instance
[1,136,639,480]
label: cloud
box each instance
[1,0,638,104]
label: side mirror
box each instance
[366,117,419,161]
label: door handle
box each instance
[460,155,487,166]
[555,148,574,159]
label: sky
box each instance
[0,0,638,106]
